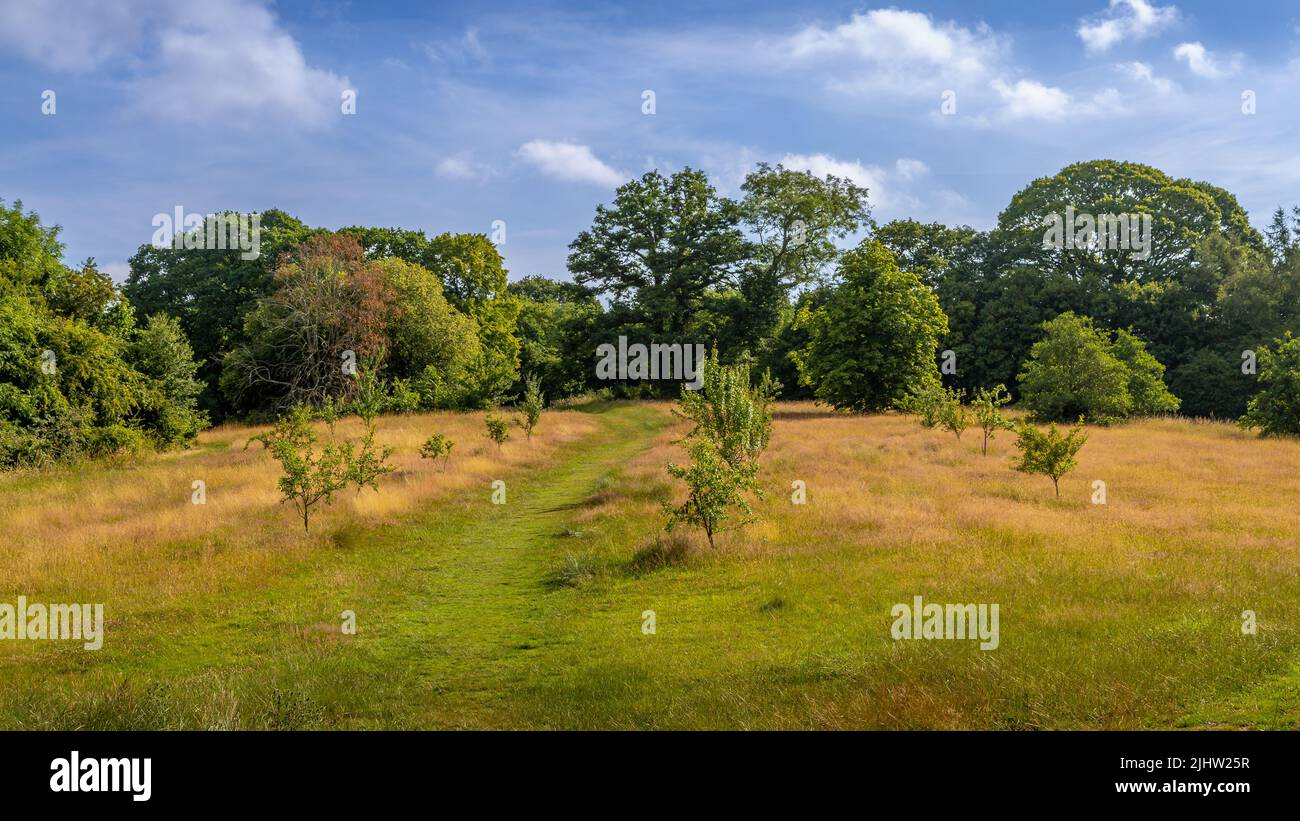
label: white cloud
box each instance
[516,140,625,187]
[1117,61,1174,94]
[0,0,143,71]
[1078,0,1178,54]
[991,78,1072,121]
[786,9,1002,93]
[1173,41,1240,78]
[778,154,928,211]
[0,0,347,127]
[436,155,495,181]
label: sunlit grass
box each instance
[2,401,1298,729]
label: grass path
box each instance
[315,401,667,728]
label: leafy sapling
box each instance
[519,374,545,441]
[1013,417,1088,498]
[420,433,454,471]
[247,404,351,532]
[938,387,969,441]
[972,384,1014,455]
[485,413,510,451]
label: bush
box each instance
[895,378,945,427]
[84,424,151,459]
[1241,333,1300,435]
[247,404,352,532]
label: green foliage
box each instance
[518,374,545,440]
[895,377,946,427]
[568,168,747,336]
[664,437,759,549]
[248,404,352,532]
[1241,334,1300,436]
[1013,418,1088,497]
[128,313,209,447]
[419,433,454,471]
[664,353,771,547]
[937,387,970,441]
[1018,313,1133,423]
[673,349,775,469]
[1111,328,1181,416]
[971,384,1014,455]
[345,421,395,494]
[793,240,948,412]
[484,413,510,450]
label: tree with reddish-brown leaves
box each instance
[220,233,394,412]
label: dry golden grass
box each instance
[0,409,600,602]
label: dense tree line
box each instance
[4,158,1300,470]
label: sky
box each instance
[2,0,1299,282]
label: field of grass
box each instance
[2,400,1298,729]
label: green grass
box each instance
[3,401,1299,729]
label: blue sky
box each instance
[2,0,1299,282]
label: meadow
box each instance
[2,400,1298,729]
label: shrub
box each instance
[1012,418,1087,498]
[1241,333,1300,435]
[484,413,510,450]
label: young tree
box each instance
[1240,333,1300,436]
[419,433,454,471]
[1013,418,1088,498]
[937,387,970,441]
[674,349,776,470]
[1111,329,1180,416]
[484,413,510,450]
[518,374,544,441]
[664,437,758,549]
[793,241,948,412]
[247,404,351,532]
[971,384,1013,455]
[895,378,946,428]
[663,354,772,547]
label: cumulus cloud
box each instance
[991,78,1072,121]
[778,153,929,211]
[1078,0,1178,54]
[1117,61,1174,94]
[516,141,625,187]
[0,0,347,127]
[786,9,1002,93]
[1173,41,1240,78]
